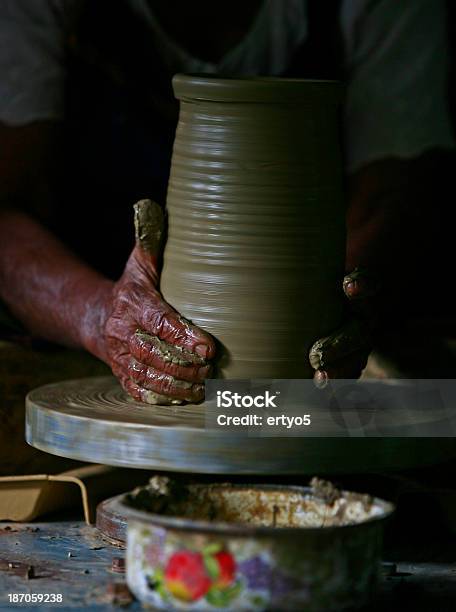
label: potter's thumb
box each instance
[133,199,165,259]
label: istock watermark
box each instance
[205,379,456,437]
[216,390,279,408]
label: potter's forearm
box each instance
[0,209,113,360]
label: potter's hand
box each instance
[309,269,378,387]
[104,199,216,404]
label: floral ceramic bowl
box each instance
[121,477,393,611]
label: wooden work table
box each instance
[0,518,455,611]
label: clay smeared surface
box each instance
[126,476,386,529]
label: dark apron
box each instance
[59,0,343,279]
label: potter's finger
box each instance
[139,300,216,361]
[128,359,205,403]
[343,268,378,300]
[133,199,165,258]
[130,332,212,382]
[123,378,184,406]
[313,350,370,388]
[111,351,181,404]
[343,268,380,321]
[309,318,370,370]
[111,353,133,393]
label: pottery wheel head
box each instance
[26,377,456,475]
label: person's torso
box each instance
[60,0,343,277]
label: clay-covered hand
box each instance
[309,269,378,387]
[103,200,216,404]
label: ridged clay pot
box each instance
[160,75,346,378]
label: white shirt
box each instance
[0,0,454,171]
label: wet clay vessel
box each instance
[160,75,346,378]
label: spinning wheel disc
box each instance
[26,376,456,474]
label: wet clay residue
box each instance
[133,199,164,256]
[134,331,206,367]
[130,332,207,405]
[126,476,383,529]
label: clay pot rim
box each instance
[120,484,394,538]
[173,73,343,104]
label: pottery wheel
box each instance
[26,376,456,475]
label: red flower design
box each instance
[213,551,236,588]
[164,551,211,602]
